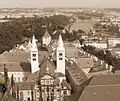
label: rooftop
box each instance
[78,85,120,101]
[0,51,49,62]
[66,62,88,86]
[43,29,51,38]
[0,62,31,72]
[75,57,94,69]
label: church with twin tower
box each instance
[30,34,66,75]
[28,34,71,101]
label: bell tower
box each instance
[30,35,39,73]
[56,35,65,75]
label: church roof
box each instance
[26,57,56,82]
[57,35,64,48]
[31,35,38,51]
[26,70,60,86]
[39,56,56,77]
[43,30,51,38]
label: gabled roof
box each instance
[66,62,88,87]
[39,56,56,77]
[43,30,51,38]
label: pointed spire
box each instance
[31,35,38,51]
[44,29,51,38]
[58,35,64,48]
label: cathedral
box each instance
[0,34,71,101]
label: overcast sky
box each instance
[0,0,119,8]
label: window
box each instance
[42,89,44,93]
[28,98,30,101]
[45,80,49,85]
[47,87,49,92]
[20,92,23,100]
[32,54,36,57]
[41,80,44,85]
[63,91,67,95]
[52,89,54,92]
[33,58,36,61]
[59,58,63,60]
[59,53,63,56]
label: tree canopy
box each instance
[0,15,71,54]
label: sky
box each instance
[0,0,120,8]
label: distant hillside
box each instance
[0,15,71,54]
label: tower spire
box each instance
[30,35,39,73]
[31,35,38,51]
[56,35,65,75]
[58,35,64,48]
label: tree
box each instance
[31,85,34,101]
[16,85,19,101]
[4,67,8,89]
[10,74,16,98]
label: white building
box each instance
[30,35,39,73]
[0,62,27,82]
[84,41,107,49]
[56,35,65,75]
[42,29,51,46]
[108,38,120,48]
